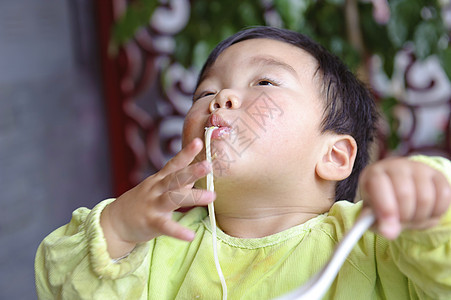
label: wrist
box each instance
[100,203,137,259]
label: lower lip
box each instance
[211,127,231,140]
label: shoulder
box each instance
[321,201,364,235]
[313,201,380,253]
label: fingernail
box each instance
[191,138,202,148]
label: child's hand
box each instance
[359,157,451,240]
[100,138,216,258]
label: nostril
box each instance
[225,100,232,108]
[214,103,220,109]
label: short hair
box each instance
[195,26,378,202]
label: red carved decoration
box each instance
[95,0,192,196]
[377,49,451,159]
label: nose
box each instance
[209,89,241,112]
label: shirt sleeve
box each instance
[388,155,451,299]
[35,198,151,300]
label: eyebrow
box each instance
[248,56,298,78]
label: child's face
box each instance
[183,38,330,185]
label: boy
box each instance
[35,26,451,299]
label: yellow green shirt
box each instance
[35,156,451,299]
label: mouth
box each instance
[205,114,232,140]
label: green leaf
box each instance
[238,2,260,24]
[173,35,191,67]
[380,97,401,150]
[387,0,422,47]
[439,47,451,81]
[273,0,311,30]
[111,0,159,47]
[325,0,344,4]
[413,21,442,59]
[387,16,408,47]
[382,56,395,79]
[192,41,211,69]
[380,96,398,113]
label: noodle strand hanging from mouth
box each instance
[205,126,227,300]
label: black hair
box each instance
[196,26,378,202]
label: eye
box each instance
[256,77,280,87]
[258,80,273,86]
[194,91,216,101]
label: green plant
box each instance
[112,0,450,150]
[113,0,449,76]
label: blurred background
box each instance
[0,0,450,298]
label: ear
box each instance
[316,134,357,181]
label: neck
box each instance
[211,179,334,238]
[215,206,327,238]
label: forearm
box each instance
[35,199,151,299]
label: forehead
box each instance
[203,38,319,80]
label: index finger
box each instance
[159,138,204,177]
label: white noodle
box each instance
[205,126,228,300]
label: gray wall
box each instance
[0,1,112,298]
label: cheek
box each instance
[182,110,202,147]
[255,105,320,154]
